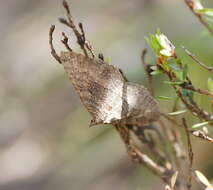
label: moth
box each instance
[49,0,161,128]
[60,51,160,127]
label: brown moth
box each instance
[60,51,160,127]
[49,0,161,128]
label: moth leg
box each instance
[61,32,72,52]
[49,25,61,64]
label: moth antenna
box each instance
[49,25,61,64]
[61,32,72,52]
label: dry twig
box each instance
[182,118,193,190]
[141,49,154,95]
[183,47,213,73]
[183,0,213,35]
[49,25,61,64]
[191,130,213,143]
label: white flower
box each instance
[156,34,175,57]
[193,0,204,11]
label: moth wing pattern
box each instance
[60,51,126,126]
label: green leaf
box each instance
[150,70,163,76]
[168,63,180,71]
[192,121,210,128]
[105,56,112,64]
[174,71,184,81]
[157,96,173,100]
[182,64,188,80]
[156,28,161,35]
[164,81,184,85]
[197,8,213,17]
[168,110,187,116]
[144,33,162,55]
[207,78,213,93]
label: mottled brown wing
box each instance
[123,83,160,126]
[60,51,126,126]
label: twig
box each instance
[182,47,213,73]
[60,0,89,57]
[162,68,213,122]
[182,118,193,190]
[181,82,213,98]
[49,25,61,64]
[191,130,213,143]
[61,32,72,51]
[78,23,95,58]
[115,125,172,184]
[183,0,213,35]
[141,49,154,96]
[128,125,168,165]
[98,53,104,61]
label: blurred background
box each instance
[0,0,213,189]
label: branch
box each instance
[182,47,213,73]
[49,25,61,64]
[182,118,193,190]
[141,49,154,95]
[59,0,89,57]
[115,125,172,184]
[191,130,213,143]
[61,32,72,52]
[183,0,213,35]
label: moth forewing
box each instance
[60,51,160,127]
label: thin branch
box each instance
[141,49,154,96]
[61,32,72,52]
[60,0,89,57]
[128,125,168,165]
[78,23,95,58]
[183,0,213,35]
[181,82,213,98]
[191,130,213,143]
[182,47,213,73]
[115,125,172,184]
[49,25,61,64]
[182,118,193,190]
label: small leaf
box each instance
[197,8,213,17]
[171,171,178,188]
[157,96,173,100]
[105,56,112,64]
[168,110,187,116]
[168,63,180,71]
[207,78,213,93]
[192,121,210,128]
[174,71,184,81]
[164,81,184,85]
[182,64,188,80]
[195,170,212,187]
[150,70,163,75]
